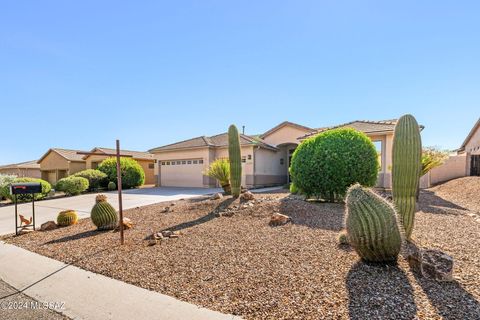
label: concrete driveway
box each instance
[0,187,221,235]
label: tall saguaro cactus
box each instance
[392,114,422,240]
[228,124,242,197]
[345,184,402,262]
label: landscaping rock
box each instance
[40,221,57,231]
[17,228,35,235]
[211,193,223,200]
[115,218,133,231]
[241,191,255,201]
[407,247,454,282]
[269,213,291,226]
[161,207,171,213]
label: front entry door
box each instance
[471,155,480,176]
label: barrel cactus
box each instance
[345,184,402,262]
[57,210,78,227]
[228,124,242,197]
[392,114,422,239]
[90,194,118,230]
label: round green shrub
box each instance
[56,176,89,196]
[108,181,117,190]
[289,182,299,194]
[0,177,52,202]
[290,128,379,202]
[98,157,145,189]
[73,169,108,190]
[0,174,17,200]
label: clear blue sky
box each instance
[1,1,479,165]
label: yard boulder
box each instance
[269,213,291,226]
[40,221,58,231]
[407,247,454,282]
[241,191,255,201]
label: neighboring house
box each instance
[37,148,87,184]
[149,120,403,188]
[82,147,157,185]
[458,117,480,176]
[0,160,41,179]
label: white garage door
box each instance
[160,159,204,187]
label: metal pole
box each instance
[14,194,18,236]
[116,140,124,245]
[32,195,36,231]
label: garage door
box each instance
[160,159,204,187]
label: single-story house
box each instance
[458,117,480,176]
[0,160,41,179]
[149,119,403,189]
[37,148,87,184]
[82,147,157,185]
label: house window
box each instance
[148,163,154,169]
[175,161,180,165]
[241,156,246,163]
[91,162,99,169]
[161,162,165,165]
[247,154,252,160]
[280,158,284,165]
[187,160,192,164]
[182,161,186,165]
[193,160,198,164]
[199,159,204,164]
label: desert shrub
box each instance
[56,176,89,196]
[289,182,299,194]
[290,128,379,202]
[0,177,51,202]
[421,147,449,176]
[338,230,349,245]
[98,157,145,189]
[203,159,230,194]
[0,174,17,200]
[72,169,108,190]
[108,181,117,190]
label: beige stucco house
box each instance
[82,147,157,185]
[0,160,41,179]
[149,120,400,189]
[37,148,87,184]
[458,117,480,176]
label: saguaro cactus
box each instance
[392,114,422,240]
[345,184,402,262]
[228,124,242,197]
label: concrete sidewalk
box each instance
[0,241,240,320]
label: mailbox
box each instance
[10,182,42,195]
[10,182,42,235]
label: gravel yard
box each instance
[2,182,480,319]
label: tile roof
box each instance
[0,160,40,170]
[260,121,313,139]
[149,133,278,152]
[38,148,87,163]
[84,148,154,160]
[300,120,399,139]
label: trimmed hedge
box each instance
[56,176,89,196]
[108,181,117,191]
[0,177,52,202]
[98,157,145,189]
[290,128,379,202]
[73,169,108,190]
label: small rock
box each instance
[241,191,255,201]
[161,207,171,213]
[211,193,223,200]
[17,228,35,235]
[161,230,173,238]
[248,202,254,207]
[115,218,133,231]
[147,239,158,246]
[40,221,57,231]
[170,203,175,206]
[269,213,292,226]
[407,248,454,282]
